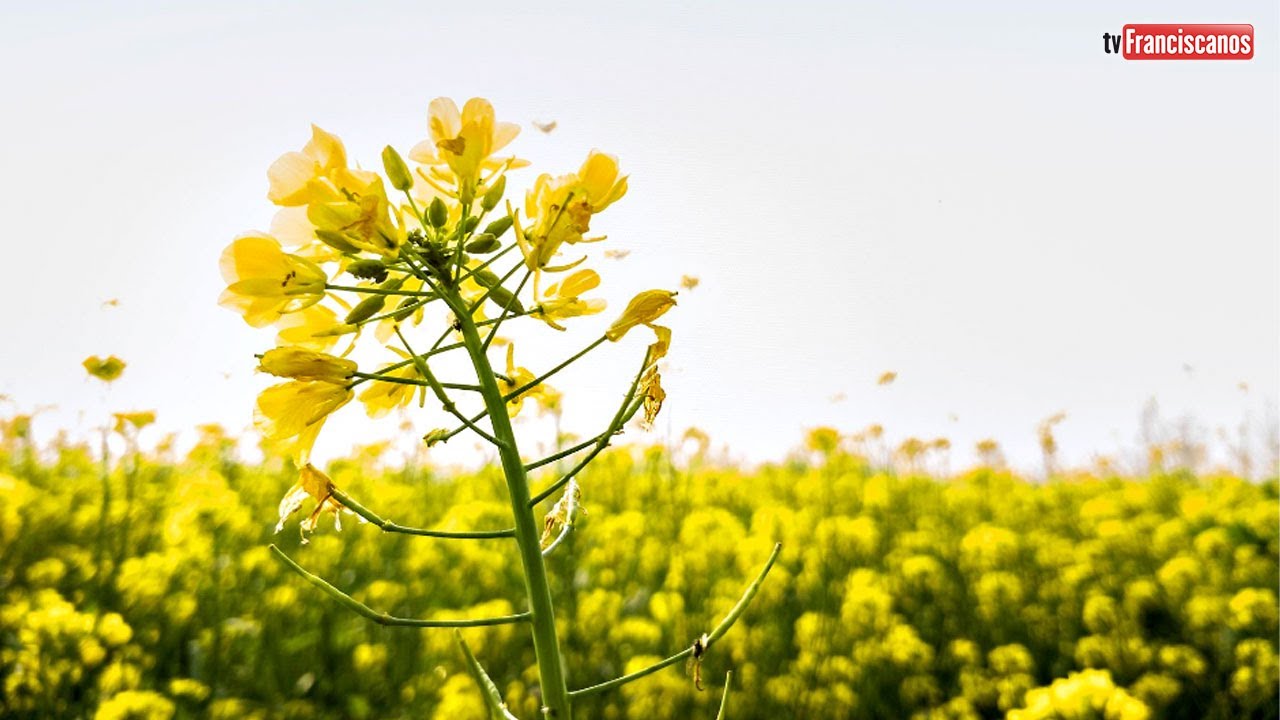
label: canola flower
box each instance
[211,97,778,720]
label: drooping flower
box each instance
[605,290,676,341]
[533,268,607,330]
[267,125,349,207]
[255,380,351,463]
[219,234,328,328]
[275,463,350,538]
[83,355,126,383]
[257,346,356,384]
[275,303,345,352]
[409,97,525,201]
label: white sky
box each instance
[1,1,1276,472]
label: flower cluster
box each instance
[217,97,678,531]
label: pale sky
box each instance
[1,1,1276,472]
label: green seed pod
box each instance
[463,216,480,233]
[345,295,387,324]
[484,215,513,239]
[486,284,524,314]
[347,259,388,283]
[428,197,448,228]
[481,175,506,211]
[473,268,502,289]
[314,229,361,254]
[392,297,421,322]
[465,234,500,254]
[381,145,413,191]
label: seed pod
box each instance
[381,146,413,191]
[392,297,422,322]
[481,175,506,211]
[465,234,500,254]
[344,295,387,324]
[463,216,480,233]
[347,259,388,283]
[484,215,513,239]
[473,268,503,289]
[485,284,524,314]
[428,197,448,228]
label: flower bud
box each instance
[428,197,448,228]
[381,145,413,191]
[423,428,450,447]
[315,229,361,254]
[484,215,513,239]
[258,346,356,384]
[465,234,500,254]
[347,259,388,283]
[481,175,506,211]
[606,290,677,341]
[463,216,480,233]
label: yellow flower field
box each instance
[1,419,1275,719]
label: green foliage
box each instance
[0,422,1276,719]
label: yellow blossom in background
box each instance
[267,124,348,206]
[254,380,351,463]
[111,412,156,435]
[83,355,126,383]
[877,371,897,386]
[606,290,677,341]
[276,463,349,537]
[533,268,607,330]
[409,97,524,201]
[218,234,327,328]
[257,347,356,384]
[680,275,700,291]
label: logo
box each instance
[1103,24,1254,60]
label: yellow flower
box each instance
[499,344,557,418]
[254,380,351,463]
[83,355,126,383]
[515,151,627,277]
[305,169,406,256]
[877,371,897,386]
[409,97,524,201]
[357,359,423,418]
[257,346,356,384]
[275,303,345,352]
[276,463,348,537]
[111,411,156,434]
[605,290,677,341]
[647,324,672,363]
[219,234,328,328]
[534,268,607,330]
[267,124,348,206]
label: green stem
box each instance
[270,545,531,627]
[450,285,574,720]
[325,284,436,297]
[568,543,781,699]
[328,487,515,539]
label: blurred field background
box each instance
[2,413,1276,720]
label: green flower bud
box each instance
[392,297,423,322]
[347,259,388,283]
[423,428,450,447]
[484,215,513,239]
[485,284,524,314]
[314,229,361,254]
[481,175,506,211]
[381,145,413,191]
[465,234,500,254]
[473,268,502,289]
[463,216,480,233]
[428,197,448,228]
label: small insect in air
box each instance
[686,633,710,691]
[680,275,700,291]
[604,249,631,260]
[532,120,557,134]
[100,298,120,309]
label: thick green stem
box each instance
[451,287,574,720]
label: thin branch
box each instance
[396,326,507,449]
[482,268,535,352]
[716,672,733,720]
[325,284,436,297]
[567,543,782,699]
[525,433,607,472]
[350,372,480,393]
[270,545,531,627]
[329,487,515,539]
[456,631,521,720]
